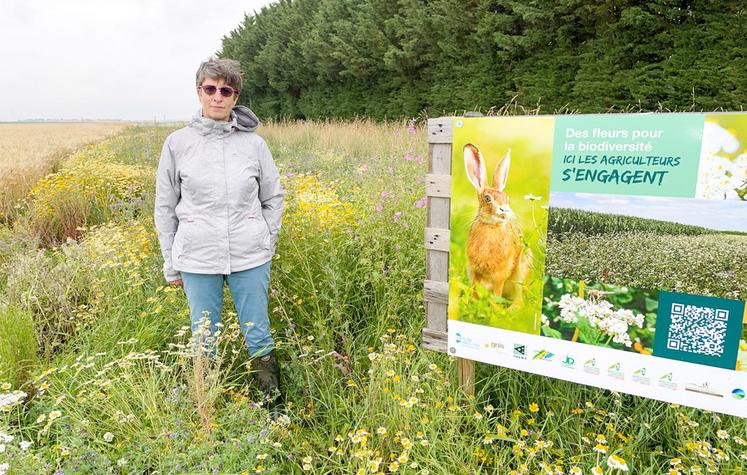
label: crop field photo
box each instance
[448,117,553,335]
[545,192,747,300]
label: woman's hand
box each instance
[169,279,184,288]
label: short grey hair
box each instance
[195,58,243,92]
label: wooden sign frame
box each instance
[422,117,475,393]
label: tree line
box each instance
[220,0,746,120]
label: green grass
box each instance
[0,305,38,388]
[0,123,745,474]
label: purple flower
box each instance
[404,152,414,161]
[375,204,383,213]
[393,211,402,223]
[415,155,425,165]
[414,196,428,208]
[380,191,389,198]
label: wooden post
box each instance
[458,358,475,396]
[423,117,476,396]
[423,118,453,353]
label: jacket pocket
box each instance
[248,215,271,252]
[179,216,196,256]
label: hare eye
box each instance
[484,195,492,203]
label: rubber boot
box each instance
[251,350,282,416]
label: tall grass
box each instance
[0,305,38,388]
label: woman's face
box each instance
[198,77,239,122]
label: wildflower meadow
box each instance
[0,121,745,474]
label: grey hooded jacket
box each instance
[154,105,283,281]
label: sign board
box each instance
[439,113,747,417]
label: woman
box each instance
[154,58,284,410]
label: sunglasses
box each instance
[199,85,239,97]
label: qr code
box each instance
[666,303,728,357]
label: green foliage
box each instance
[219,0,746,119]
[546,231,747,300]
[548,207,718,236]
[0,305,38,388]
[545,207,747,299]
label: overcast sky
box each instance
[551,192,747,233]
[1,0,277,122]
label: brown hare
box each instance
[464,143,532,305]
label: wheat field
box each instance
[0,123,128,222]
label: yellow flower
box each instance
[49,410,62,420]
[591,467,603,475]
[529,403,539,413]
[0,383,10,391]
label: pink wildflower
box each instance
[393,211,402,223]
[414,196,428,209]
[407,119,417,135]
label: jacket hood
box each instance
[190,105,260,135]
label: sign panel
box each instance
[448,113,747,417]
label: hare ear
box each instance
[463,143,486,192]
[492,149,511,191]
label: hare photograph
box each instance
[448,117,553,335]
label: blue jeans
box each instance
[181,261,274,357]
